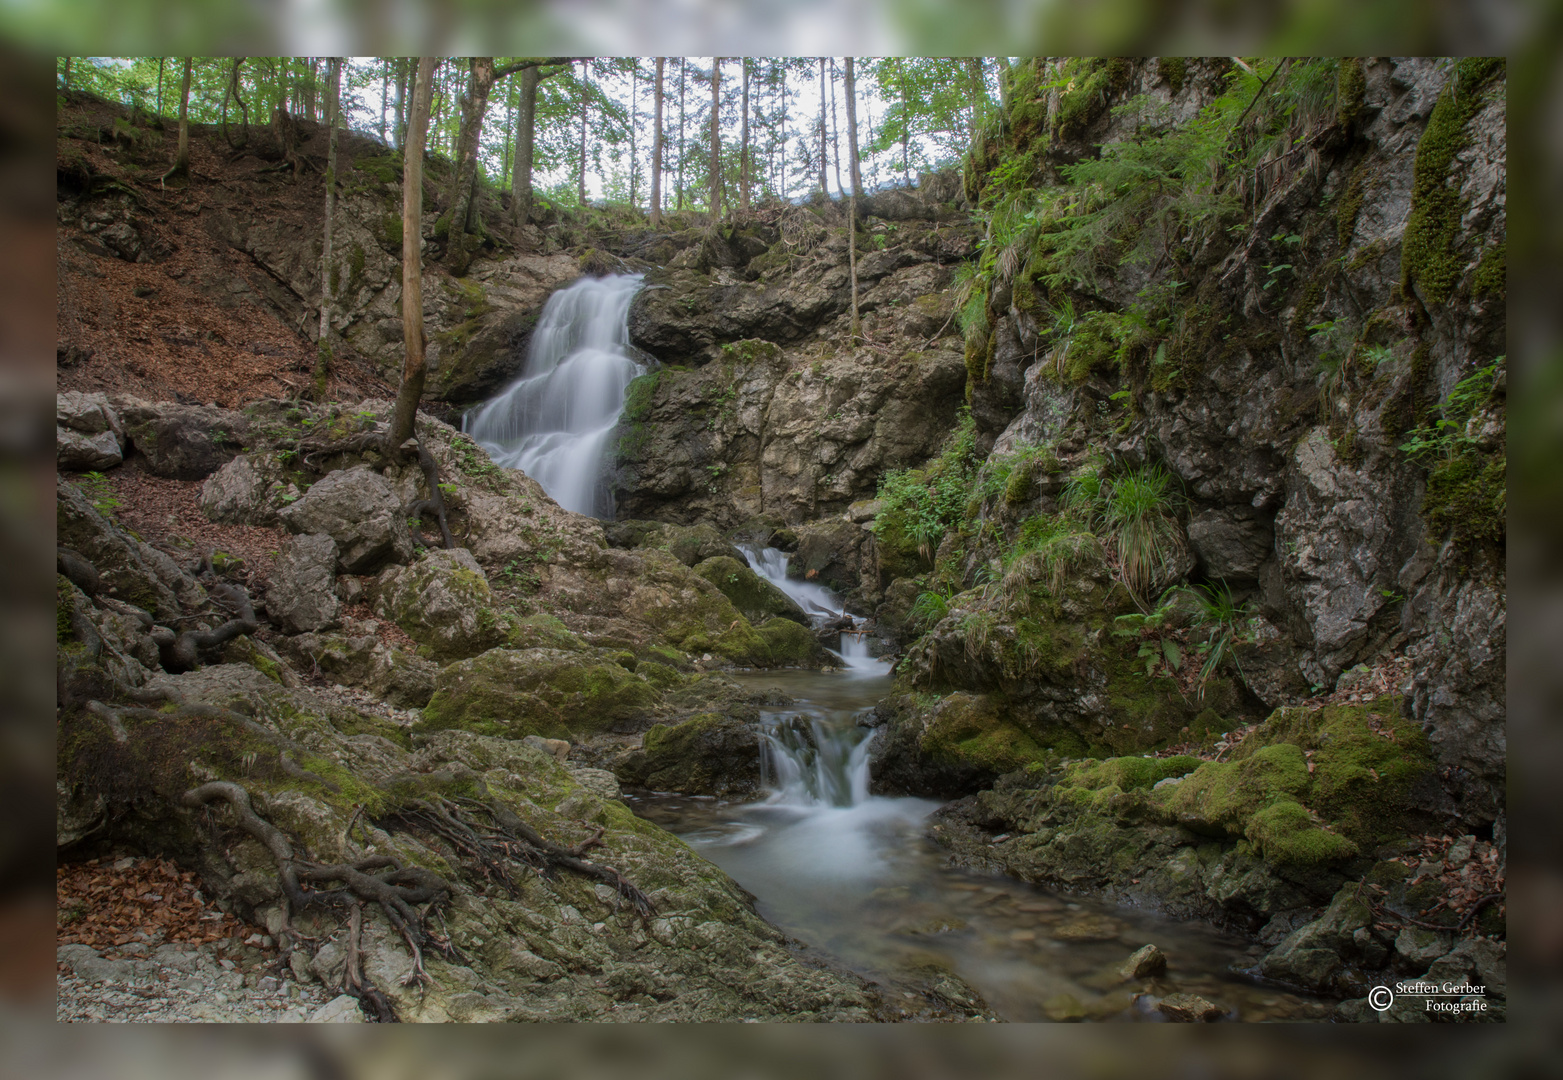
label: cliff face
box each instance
[867,57,1504,833]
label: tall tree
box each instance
[628,59,640,210]
[393,58,407,148]
[578,60,589,207]
[650,57,664,227]
[508,60,574,225]
[61,56,71,89]
[817,58,828,195]
[162,57,193,184]
[676,58,686,210]
[378,60,390,143]
[156,57,164,113]
[740,58,750,211]
[844,57,862,199]
[317,58,342,359]
[446,57,497,274]
[388,57,436,454]
[708,57,722,220]
[221,57,250,148]
[829,58,843,196]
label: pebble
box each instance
[57,941,336,1023]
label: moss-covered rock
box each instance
[372,548,509,663]
[755,617,827,668]
[418,648,662,740]
[614,712,762,796]
[691,555,808,626]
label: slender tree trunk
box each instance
[501,82,514,203]
[379,61,390,143]
[708,57,721,221]
[779,64,787,200]
[511,64,540,224]
[388,57,436,453]
[848,185,860,344]
[650,58,664,227]
[996,56,1012,114]
[740,58,750,210]
[318,58,342,351]
[447,57,496,274]
[394,58,407,149]
[163,58,193,183]
[676,58,686,210]
[629,61,639,210]
[844,57,862,199]
[578,60,588,207]
[829,58,843,197]
[966,57,985,145]
[902,73,911,183]
[62,56,71,89]
[817,58,828,196]
[156,57,165,113]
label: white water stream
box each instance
[463,274,644,518]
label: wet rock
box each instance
[691,555,808,626]
[268,533,341,633]
[1156,992,1225,1022]
[279,464,415,574]
[1119,943,1167,980]
[614,712,761,796]
[1259,885,1373,995]
[373,547,507,662]
[1050,914,1125,943]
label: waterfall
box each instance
[760,715,875,808]
[463,274,644,518]
[736,543,890,676]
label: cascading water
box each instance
[463,274,644,518]
[736,543,889,678]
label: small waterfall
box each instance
[463,274,644,518]
[737,543,889,676]
[760,715,875,808]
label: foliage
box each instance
[1182,581,1256,700]
[1398,360,1502,461]
[1073,463,1184,600]
[872,409,981,563]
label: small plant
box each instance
[76,471,122,516]
[1399,360,1502,460]
[1182,581,1256,700]
[1090,464,1184,601]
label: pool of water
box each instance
[626,667,1335,1022]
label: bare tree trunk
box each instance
[511,65,540,224]
[501,81,515,202]
[163,58,193,184]
[708,57,721,221]
[848,186,860,344]
[844,57,862,199]
[740,58,750,210]
[629,61,639,210]
[388,57,436,453]
[447,56,496,274]
[650,58,664,227]
[318,58,342,371]
[966,57,985,145]
[829,58,843,197]
[996,56,1012,114]
[222,57,250,148]
[62,56,71,89]
[817,58,828,196]
[379,61,390,143]
[779,63,787,199]
[676,59,686,210]
[578,60,588,207]
[156,57,164,113]
[394,58,407,149]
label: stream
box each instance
[626,551,1337,1022]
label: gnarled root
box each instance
[151,580,259,674]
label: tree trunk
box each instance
[629,61,639,210]
[511,65,540,224]
[394,58,407,149]
[848,186,860,345]
[156,57,164,113]
[650,58,664,227]
[708,57,721,221]
[163,58,193,184]
[501,82,515,203]
[844,57,862,199]
[676,59,686,210]
[740,59,750,210]
[222,57,249,148]
[779,63,787,200]
[578,61,588,207]
[379,61,390,143]
[966,57,985,145]
[318,58,342,358]
[829,58,843,197]
[817,58,828,196]
[388,57,437,454]
[62,56,71,89]
[996,56,1012,114]
[447,57,496,274]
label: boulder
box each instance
[199,452,298,527]
[268,534,341,633]
[373,548,507,662]
[1259,885,1373,995]
[279,630,437,708]
[614,712,762,796]
[1186,507,1274,583]
[1119,943,1167,980]
[279,465,414,574]
[56,477,199,621]
[57,391,121,435]
[114,397,249,479]
[418,648,662,741]
[1156,993,1225,1022]
[691,556,808,626]
[57,427,124,472]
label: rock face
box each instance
[267,534,341,633]
[372,548,508,663]
[691,556,808,626]
[278,464,414,574]
[114,397,250,479]
[614,712,764,797]
[199,452,299,527]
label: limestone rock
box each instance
[57,477,198,621]
[114,396,249,479]
[278,631,437,708]
[57,944,134,985]
[614,712,761,796]
[522,735,570,762]
[306,994,365,1023]
[57,426,124,471]
[373,547,507,663]
[1119,943,1168,980]
[1156,993,1225,1022]
[200,452,297,527]
[691,555,808,626]
[268,533,341,633]
[279,464,414,574]
[1186,507,1273,583]
[57,391,121,435]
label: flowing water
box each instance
[626,549,1335,1022]
[463,274,644,518]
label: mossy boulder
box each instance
[755,617,827,668]
[418,648,662,740]
[691,556,808,626]
[372,548,509,663]
[614,712,762,796]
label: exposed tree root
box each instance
[151,580,259,674]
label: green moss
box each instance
[964,329,992,389]
[354,154,402,186]
[379,213,403,250]
[718,339,782,366]
[1424,454,1505,556]
[620,372,661,423]
[1335,58,1367,128]
[920,694,1050,775]
[1246,800,1359,868]
[418,649,661,741]
[1337,162,1368,248]
[1061,754,1202,794]
[1401,58,1505,305]
[57,574,77,643]
[1472,240,1505,299]
[756,618,823,668]
[1154,743,1312,836]
[1158,57,1187,94]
